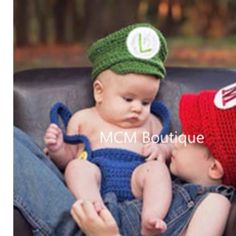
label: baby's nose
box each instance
[171,148,177,157]
[131,101,142,113]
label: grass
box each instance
[167,35,236,49]
[14,36,236,72]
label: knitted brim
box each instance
[91,58,166,80]
[110,60,166,79]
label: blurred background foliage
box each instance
[14,0,236,71]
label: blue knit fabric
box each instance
[88,148,144,201]
[151,100,170,141]
[50,100,170,201]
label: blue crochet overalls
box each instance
[50,101,170,202]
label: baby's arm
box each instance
[44,111,80,169]
[184,193,231,236]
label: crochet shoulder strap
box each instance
[49,102,92,156]
[151,100,171,142]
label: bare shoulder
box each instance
[67,107,95,134]
[71,108,94,120]
[183,192,231,236]
[196,192,232,214]
[148,113,162,135]
[205,192,231,206]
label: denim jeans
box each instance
[104,181,234,236]
[14,127,235,236]
[14,127,83,236]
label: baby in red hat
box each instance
[143,82,236,235]
[176,83,236,187]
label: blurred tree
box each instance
[70,0,83,41]
[111,0,140,32]
[139,0,183,36]
[228,0,236,34]
[53,0,68,43]
[34,0,50,44]
[14,0,30,46]
[158,0,180,35]
[81,0,140,41]
[181,0,236,37]
[46,0,82,43]
[188,0,225,37]
[14,0,236,47]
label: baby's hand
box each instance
[71,200,120,236]
[142,142,172,162]
[44,124,64,154]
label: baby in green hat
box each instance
[44,23,171,235]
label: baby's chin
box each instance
[118,119,146,129]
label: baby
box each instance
[144,83,236,235]
[44,23,171,236]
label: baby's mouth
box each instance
[127,116,139,122]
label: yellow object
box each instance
[77,151,88,160]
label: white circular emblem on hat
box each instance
[214,82,236,109]
[126,27,160,60]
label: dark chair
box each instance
[14,67,236,235]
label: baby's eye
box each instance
[142,101,151,106]
[123,97,133,102]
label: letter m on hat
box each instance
[214,83,236,109]
[222,84,236,106]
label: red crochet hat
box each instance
[179,83,236,187]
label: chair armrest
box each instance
[14,208,33,236]
[14,67,236,235]
[224,195,236,236]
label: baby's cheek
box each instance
[141,144,147,155]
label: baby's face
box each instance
[169,136,214,183]
[96,70,160,128]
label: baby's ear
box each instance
[93,80,103,103]
[208,159,224,181]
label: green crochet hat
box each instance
[88,23,168,80]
